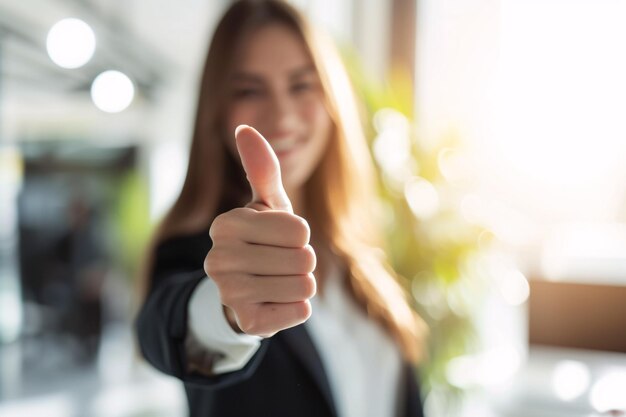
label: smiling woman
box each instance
[135,1,427,417]
[224,24,332,202]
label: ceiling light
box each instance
[46,18,96,69]
[91,71,135,113]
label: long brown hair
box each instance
[144,0,427,363]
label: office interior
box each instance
[0,0,625,416]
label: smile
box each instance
[270,138,306,156]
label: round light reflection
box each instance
[590,370,626,413]
[91,71,135,113]
[404,177,439,220]
[498,270,530,306]
[47,18,96,69]
[445,345,521,388]
[552,360,590,401]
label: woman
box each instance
[136,1,427,416]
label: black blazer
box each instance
[135,231,425,417]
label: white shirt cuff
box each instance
[187,276,261,374]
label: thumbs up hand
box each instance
[235,125,293,213]
[204,125,316,338]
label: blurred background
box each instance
[0,0,625,416]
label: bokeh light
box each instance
[590,370,626,413]
[551,360,590,401]
[497,269,529,306]
[46,18,96,69]
[445,345,522,388]
[437,147,472,186]
[404,176,439,220]
[372,109,414,186]
[91,71,135,113]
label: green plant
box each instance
[112,170,152,281]
[345,53,489,404]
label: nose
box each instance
[267,90,299,135]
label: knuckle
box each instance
[204,247,229,276]
[290,215,311,244]
[241,323,261,336]
[294,300,312,322]
[230,207,250,217]
[209,214,229,241]
[270,212,310,246]
[238,308,262,335]
[298,245,316,273]
[210,209,250,241]
[238,319,255,335]
[231,207,256,225]
[298,274,317,299]
[203,251,219,276]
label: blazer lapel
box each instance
[403,364,425,417]
[277,324,338,417]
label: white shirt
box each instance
[187,266,403,417]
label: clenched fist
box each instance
[204,125,316,338]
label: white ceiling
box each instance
[0,0,226,93]
[0,0,392,145]
[0,0,228,143]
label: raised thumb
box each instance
[235,125,293,212]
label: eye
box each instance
[290,81,315,94]
[232,88,264,99]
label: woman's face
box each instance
[225,23,333,194]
